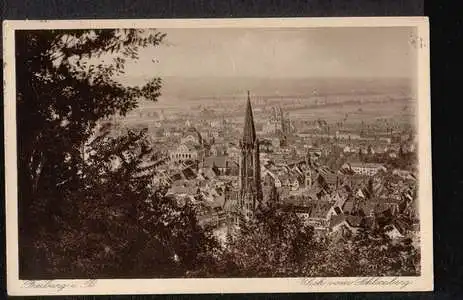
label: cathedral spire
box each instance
[237,90,263,222]
[242,91,256,145]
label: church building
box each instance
[238,91,263,220]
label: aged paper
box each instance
[4,17,432,295]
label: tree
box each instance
[16,29,215,278]
[309,224,420,277]
[213,206,316,277]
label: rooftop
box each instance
[348,162,386,169]
[201,156,238,169]
[329,214,364,228]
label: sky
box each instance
[119,26,418,86]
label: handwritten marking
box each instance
[409,34,428,49]
[22,279,98,291]
[300,277,412,289]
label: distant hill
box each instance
[124,75,413,102]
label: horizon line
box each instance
[121,74,414,80]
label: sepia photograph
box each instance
[4,18,432,295]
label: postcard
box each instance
[3,17,432,295]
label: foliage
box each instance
[16,29,215,278]
[189,203,420,278]
[307,224,420,277]
[199,206,318,277]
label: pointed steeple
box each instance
[242,91,256,145]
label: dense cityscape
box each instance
[104,85,419,251]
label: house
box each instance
[331,190,349,207]
[317,166,340,190]
[197,209,229,229]
[307,147,322,158]
[282,201,333,230]
[341,197,356,214]
[185,166,199,179]
[383,197,404,215]
[198,167,218,180]
[343,145,353,153]
[210,128,220,138]
[199,156,239,176]
[359,147,369,155]
[384,223,406,240]
[262,171,282,188]
[346,162,387,176]
[167,180,198,197]
[180,126,204,145]
[170,141,204,163]
[403,142,416,153]
[289,174,304,191]
[379,137,392,144]
[210,144,228,156]
[326,204,343,220]
[262,171,274,187]
[329,214,364,236]
[335,132,362,141]
[259,139,274,153]
[278,173,292,188]
[227,145,241,161]
[372,145,387,154]
[276,170,304,191]
[392,169,415,180]
[302,186,325,201]
[357,200,392,217]
[387,144,400,157]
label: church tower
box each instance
[239,91,263,220]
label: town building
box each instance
[180,126,204,145]
[169,140,206,163]
[210,144,228,157]
[263,106,284,134]
[199,156,239,176]
[345,162,387,176]
[329,214,365,236]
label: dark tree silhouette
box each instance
[16,29,215,278]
